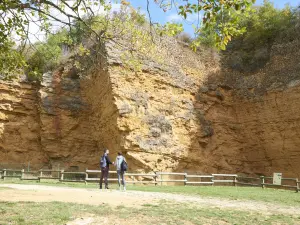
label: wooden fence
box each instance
[0,169,299,192]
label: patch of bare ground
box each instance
[0,184,300,217]
[66,215,225,225]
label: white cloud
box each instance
[166,13,202,23]
[186,13,202,23]
[166,14,183,22]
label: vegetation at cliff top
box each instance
[1,0,299,80]
[223,0,299,72]
[0,0,255,79]
[29,1,300,79]
[199,0,299,48]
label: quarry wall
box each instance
[0,38,299,177]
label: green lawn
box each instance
[1,180,300,224]
[1,179,300,206]
[129,185,300,207]
[0,201,299,225]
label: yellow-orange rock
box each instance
[0,38,300,179]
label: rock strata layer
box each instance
[0,39,299,178]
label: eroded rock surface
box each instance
[1,38,300,177]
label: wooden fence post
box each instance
[296,178,299,193]
[38,170,42,182]
[154,172,157,186]
[21,169,24,180]
[234,175,237,186]
[211,174,214,186]
[85,169,88,185]
[3,169,6,181]
[60,170,64,181]
[184,173,187,186]
[261,176,265,189]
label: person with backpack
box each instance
[115,152,128,191]
[99,149,113,189]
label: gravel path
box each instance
[0,184,299,215]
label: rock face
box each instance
[0,81,47,167]
[198,39,300,178]
[0,38,300,177]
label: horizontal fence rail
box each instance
[0,169,299,192]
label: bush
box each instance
[177,32,193,44]
[199,0,298,49]
[240,1,296,48]
[209,0,299,71]
[25,30,70,80]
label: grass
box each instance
[0,201,109,225]
[1,180,300,224]
[0,187,11,190]
[2,179,300,207]
[128,185,300,207]
[1,179,300,206]
[0,201,299,225]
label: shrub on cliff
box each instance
[198,0,299,72]
[199,0,297,50]
[0,0,255,79]
[25,30,70,81]
[239,0,296,48]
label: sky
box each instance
[127,0,300,35]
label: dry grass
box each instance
[0,201,300,225]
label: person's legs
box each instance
[104,167,109,188]
[100,168,104,189]
[117,170,121,188]
[121,171,126,190]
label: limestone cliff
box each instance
[0,37,300,178]
[0,81,47,166]
[195,39,300,178]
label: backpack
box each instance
[100,155,107,168]
[121,160,128,171]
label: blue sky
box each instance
[127,0,300,35]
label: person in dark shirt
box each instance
[99,149,113,189]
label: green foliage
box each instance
[0,40,26,79]
[195,6,251,50]
[23,7,152,79]
[156,22,184,37]
[130,7,147,26]
[25,30,70,80]
[199,0,297,50]
[240,0,296,47]
[175,0,255,50]
[0,0,256,79]
[68,19,93,45]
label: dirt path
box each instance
[0,184,299,215]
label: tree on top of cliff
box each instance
[199,0,298,49]
[198,0,299,72]
[0,0,255,79]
